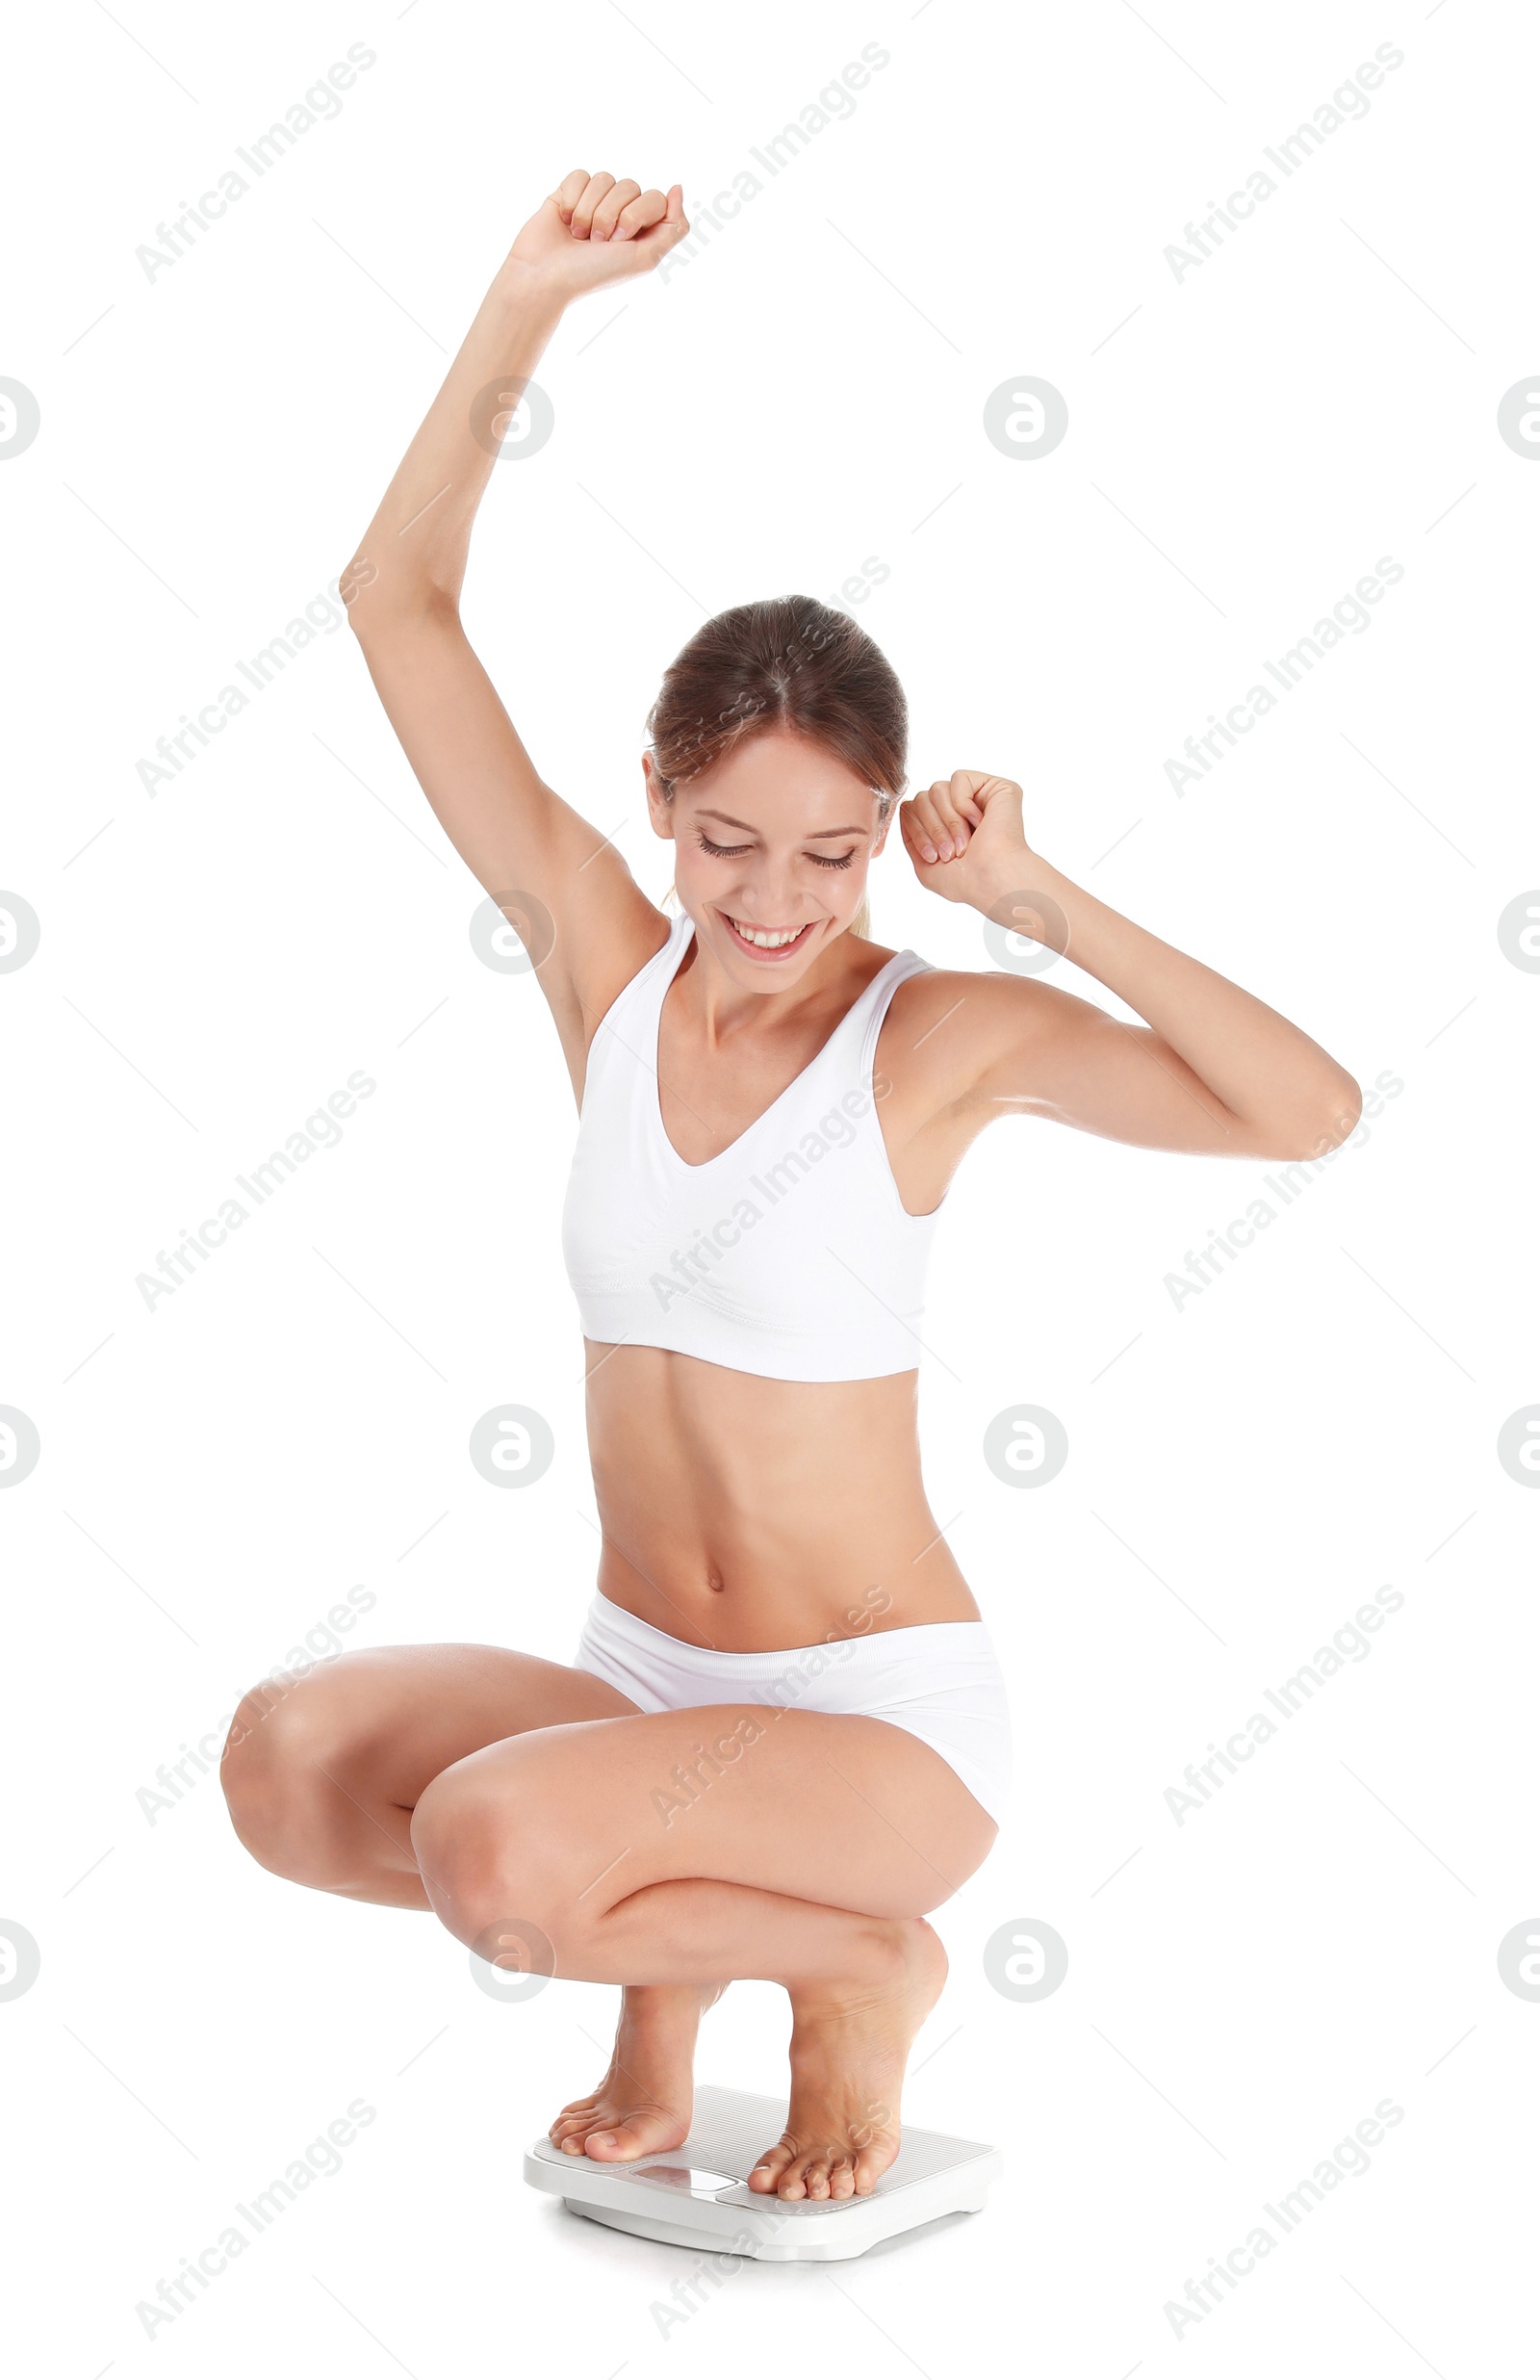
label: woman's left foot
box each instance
[748,1918,947,2201]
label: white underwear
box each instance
[573,1590,1013,1828]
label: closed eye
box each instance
[697,832,857,870]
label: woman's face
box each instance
[646,729,890,988]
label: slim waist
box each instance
[581,1586,998,1675]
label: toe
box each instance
[583,2123,662,2161]
[549,2097,601,2142]
[748,2142,793,2195]
[594,2119,650,2160]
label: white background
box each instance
[4,1,1536,2372]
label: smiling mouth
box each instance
[723,915,816,958]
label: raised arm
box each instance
[341,169,689,1092]
[884,770,1362,1192]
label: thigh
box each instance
[443,1703,998,1920]
[257,1642,641,1800]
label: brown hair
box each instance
[646,596,908,939]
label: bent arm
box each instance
[341,186,680,1087]
[973,856,1361,1159]
[894,775,1361,1167]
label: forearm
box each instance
[343,260,566,628]
[978,852,1360,1143]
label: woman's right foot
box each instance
[550,1981,724,2162]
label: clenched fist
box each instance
[899,771,1031,905]
[506,169,689,298]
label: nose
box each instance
[733,855,811,922]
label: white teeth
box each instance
[730,918,807,949]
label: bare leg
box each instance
[407,1701,996,2197]
[219,1644,716,2157]
[547,1980,729,2162]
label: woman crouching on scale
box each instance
[221,169,1361,2202]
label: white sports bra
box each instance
[561,912,942,1382]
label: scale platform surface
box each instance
[525,2083,1001,2262]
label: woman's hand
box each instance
[898,771,1033,907]
[505,170,689,299]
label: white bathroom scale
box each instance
[524,2083,1002,2262]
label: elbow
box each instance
[1333,1071,1364,1138]
[1315,1068,1364,1153]
[339,554,377,641]
[340,552,405,645]
[1267,1071,1363,1162]
[340,558,449,650]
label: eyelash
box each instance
[697,833,855,871]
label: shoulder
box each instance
[886,962,1057,1041]
[880,965,1070,1101]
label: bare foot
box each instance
[748,1919,947,2201]
[550,1982,724,2163]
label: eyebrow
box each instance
[696,809,867,840]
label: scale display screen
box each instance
[631,2163,741,2197]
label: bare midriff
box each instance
[583,1344,981,1652]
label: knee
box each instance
[409,1764,564,1958]
[219,1668,359,1886]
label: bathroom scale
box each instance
[525,2082,1001,2262]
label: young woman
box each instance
[221,169,1361,2204]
